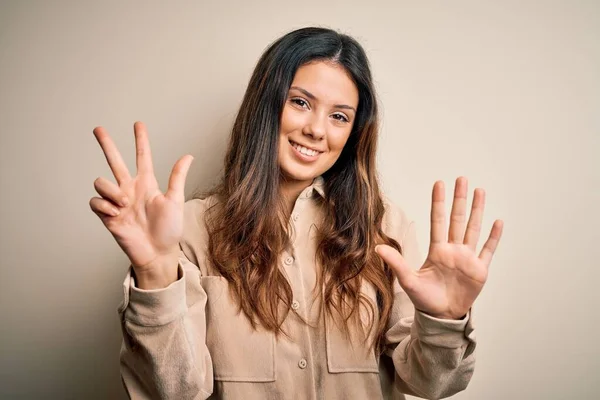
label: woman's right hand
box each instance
[89,121,194,288]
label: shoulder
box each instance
[183,196,217,226]
[180,195,219,270]
[381,193,414,244]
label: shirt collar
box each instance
[309,176,325,198]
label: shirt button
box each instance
[293,213,299,221]
[305,191,312,198]
[284,256,294,265]
[298,358,307,369]
[291,300,300,310]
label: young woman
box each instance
[90,27,503,399]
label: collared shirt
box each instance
[118,177,476,399]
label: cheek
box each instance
[328,130,352,153]
[280,106,302,134]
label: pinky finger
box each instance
[478,220,504,266]
[89,197,121,217]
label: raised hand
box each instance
[376,177,504,320]
[89,122,194,288]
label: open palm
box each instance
[90,122,194,275]
[376,177,504,320]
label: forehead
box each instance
[290,61,359,107]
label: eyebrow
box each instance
[289,86,357,113]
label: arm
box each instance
[382,221,476,400]
[118,250,213,399]
[90,123,211,398]
[378,177,503,399]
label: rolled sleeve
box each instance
[413,310,475,349]
[123,261,188,327]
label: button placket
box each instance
[284,197,313,379]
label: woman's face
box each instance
[278,61,359,186]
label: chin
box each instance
[282,170,319,183]
[280,162,322,183]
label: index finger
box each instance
[93,126,132,185]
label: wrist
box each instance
[417,308,468,321]
[133,251,180,290]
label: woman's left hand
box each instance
[376,177,504,320]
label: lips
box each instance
[288,139,324,162]
[289,140,324,156]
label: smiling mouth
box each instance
[289,140,324,157]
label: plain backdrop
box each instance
[1,1,598,399]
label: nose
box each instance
[302,112,326,140]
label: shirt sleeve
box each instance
[380,200,476,399]
[117,249,214,399]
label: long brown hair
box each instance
[197,27,401,353]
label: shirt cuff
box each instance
[412,309,474,349]
[120,261,187,327]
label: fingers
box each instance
[448,177,468,243]
[432,177,487,251]
[94,177,129,207]
[464,188,486,251]
[375,244,417,291]
[166,155,194,201]
[134,121,155,176]
[479,219,504,266]
[89,196,121,218]
[430,181,446,245]
[93,127,132,185]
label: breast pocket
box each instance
[200,276,276,382]
[325,281,380,374]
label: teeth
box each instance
[292,142,318,156]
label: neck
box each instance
[279,176,313,217]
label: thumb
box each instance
[375,244,416,291]
[166,155,194,201]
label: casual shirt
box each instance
[118,177,476,399]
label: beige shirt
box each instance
[118,178,476,399]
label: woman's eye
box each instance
[332,113,349,123]
[291,98,309,108]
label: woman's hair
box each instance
[198,27,401,353]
